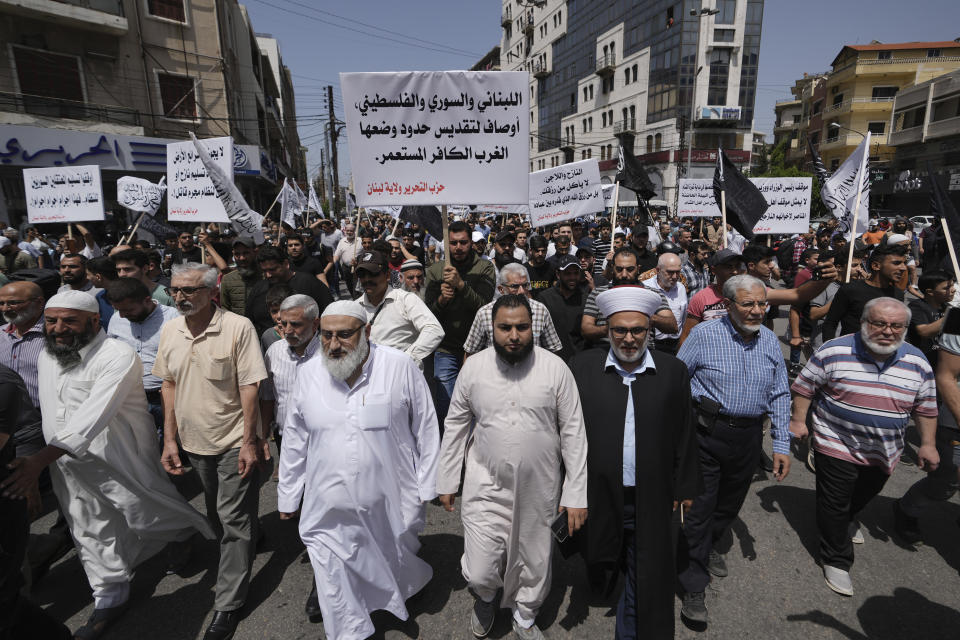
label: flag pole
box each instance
[123,212,147,245]
[610,182,621,233]
[442,205,450,269]
[264,187,284,220]
[391,216,401,238]
[720,190,728,249]
[844,190,863,283]
[942,217,960,282]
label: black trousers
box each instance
[615,488,636,640]
[677,422,761,593]
[815,452,889,571]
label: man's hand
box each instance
[438,282,456,305]
[161,441,185,475]
[789,336,803,348]
[816,261,838,281]
[438,494,456,512]
[772,453,791,481]
[917,444,940,472]
[260,438,272,462]
[582,271,595,292]
[237,441,261,479]
[559,505,587,535]
[279,510,299,521]
[26,483,42,520]
[1,457,44,499]
[789,418,808,440]
[442,265,464,291]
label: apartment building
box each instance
[499,0,763,209]
[0,0,304,225]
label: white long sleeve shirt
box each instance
[358,288,444,368]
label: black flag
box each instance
[615,143,657,201]
[712,149,768,242]
[399,206,444,240]
[929,162,960,271]
[807,136,829,187]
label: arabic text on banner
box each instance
[117,176,166,215]
[528,158,605,227]
[23,165,105,223]
[340,71,529,206]
[167,136,233,223]
[677,177,812,234]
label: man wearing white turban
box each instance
[569,285,702,639]
[0,290,213,640]
[278,299,441,640]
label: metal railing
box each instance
[595,52,616,73]
[532,59,549,77]
[0,91,140,125]
[613,118,636,135]
[833,56,960,75]
[501,7,512,26]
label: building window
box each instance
[587,148,592,159]
[832,93,844,107]
[12,46,85,113]
[588,117,593,131]
[631,64,638,83]
[871,86,898,99]
[867,121,886,135]
[877,50,891,60]
[655,133,662,151]
[570,93,575,108]
[812,100,823,115]
[630,105,636,122]
[582,119,587,133]
[148,0,187,22]
[707,49,731,105]
[714,29,735,43]
[716,0,737,24]
[607,144,613,158]
[830,159,840,171]
[602,112,607,127]
[928,48,942,58]
[810,131,819,145]
[158,73,196,119]
[646,135,653,153]
[624,68,631,85]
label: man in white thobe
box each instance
[278,300,440,640]
[0,290,212,639]
[437,294,589,640]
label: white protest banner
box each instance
[367,205,402,218]
[167,136,233,223]
[340,71,529,206]
[308,184,325,217]
[188,133,264,243]
[602,183,616,208]
[678,177,811,234]
[117,176,166,215]
[23,165,104,223]
[528,159,604,227]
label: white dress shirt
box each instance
[358,288,444,368]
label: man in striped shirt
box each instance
[790,297,939,598]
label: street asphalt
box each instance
[27,312,960,640]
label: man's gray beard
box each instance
[729,312,762,335]
[402,283,424,299]
[44,325,96,369]
[860,326,904,356]
[323,337,369,381]
[611,341,645,363]
[3,306,39,326]
[176,300,202,317]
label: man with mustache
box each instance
[277,300,440,640]
[153,263,269,640]
[790,298,938,597]
[218,239,261,316]
[0,282,45,410]
[437,294,588,640]
[0,290,212,639]
[675,275,792,627]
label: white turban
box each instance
[320,300,368,323]
[45,290,99,313]
[597,286,661,319]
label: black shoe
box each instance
[203,610,241,640]
[304,583,323,623]
[892,501,923,547]
[680,591,708,624]
[28,531,74,584]
[707,549,728,578]
[73,604,129,640]
[165,539,193,575]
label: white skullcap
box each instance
[320,300,367,323]
[886,233,909,245]
[597,286,661,319]
[0,236,9,249]
[45,290,99,313]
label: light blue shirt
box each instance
[605,347,656,487]
[107,301,181,391]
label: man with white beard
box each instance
[675,275,792,626]
[437,294,588,640]
[278,299,440,640]
[790,297,938,597]
[400,259,426,299]
[0,290,213,639]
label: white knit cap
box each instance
[597,286,661,319]
[0,237,9,249]
[45,290,99,313]
[320,300,368,323]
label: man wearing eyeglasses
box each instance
[153,262,269,640]
[790,297,938,598]
[675,274,792,626]
[462,263,562,357]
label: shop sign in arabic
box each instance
[22,165,105,223]
[341,71,529,206]
[677,177,812,234]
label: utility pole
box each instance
[327,85,340,216]
[324,120,335,222]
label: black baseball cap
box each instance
[707,248,742,267]
[494,229,515,245]
[356,250,387,274]
[555,254,582,271]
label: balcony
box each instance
[832,56,960,80]
[501,7,511,27]
[926,115,960,140]
[614,118,637,135]
[0,0,127,35]
[889,125,924,146]
[0,90,140,126]
[532,60,549,79]
[521,12,534,34]
[824,97,897,115]
[560,133,575,152]
[595,52,616,77]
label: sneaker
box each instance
[823,565,854,596]
[892,501,923,547]
[680,591,708,624]
[806,445,817,473]
[471,597,497,638]
[511,619,544,640]
[849,522,864,545]
[707,549,728,578]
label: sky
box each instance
[241,0,960,184]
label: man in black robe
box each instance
[570,286,701,639]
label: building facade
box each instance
[499,0,763,210]
[0,0,304,227]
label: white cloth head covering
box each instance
[45,290,99,313]
[597,286,661,319]
[886,233,909,245]
[0,236,10,249]
[320,300,367,323]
